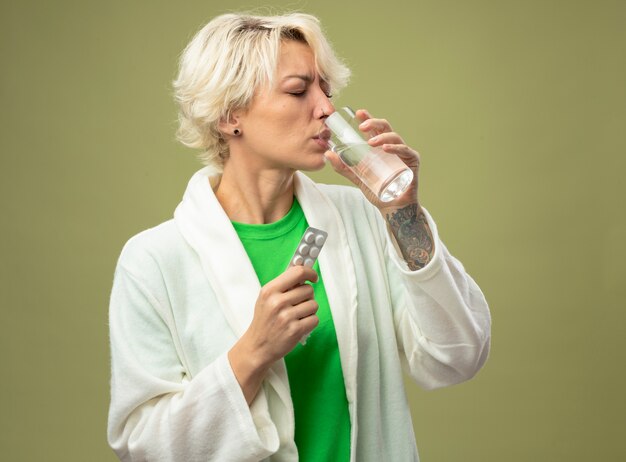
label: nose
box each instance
[318,98,335,119]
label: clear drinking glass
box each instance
[322,107,413,202]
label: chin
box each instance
[298,153,327,172]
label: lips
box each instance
[312,137,330,149]
[313,129,330,146]
[315,129,331,141]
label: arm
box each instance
[228,265,320,405]
[378,205,491,389]
[325,108,490,389]
[107,250,279,462]
[382,202,434,270]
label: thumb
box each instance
[324,150,361,185]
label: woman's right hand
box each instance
[228,265,319,404]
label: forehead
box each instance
[276,40,316,76]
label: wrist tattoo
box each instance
[385,203,434,270]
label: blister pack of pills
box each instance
[288,227,328,268]
[288,226,328,345]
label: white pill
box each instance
[287,227,328,271]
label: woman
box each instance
[107,12,491,462]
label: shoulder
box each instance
[116,219,188,274]
[314,182,384,227]
[315,182,373,211]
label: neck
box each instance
[215,158,296,224]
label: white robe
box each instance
[107,167,491,461]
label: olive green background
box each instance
[1,0,624,460]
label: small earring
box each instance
[233,129,240,135]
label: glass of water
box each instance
[322,107,413,202]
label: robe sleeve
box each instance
[377,207,492,390]
[107,243,279,462]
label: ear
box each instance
[218,110,242,137]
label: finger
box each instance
[296,310,320,335]
[290,299,319,320]
[324,150,365,186]
[367,131,404,147]
[282,283,315,306]
[270,265,318,292]
[381,143,420,161]
[359,118,393,136]
[355,109,371,123]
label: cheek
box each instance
[275,121,304,143]
[265,105,293,132]
[250,100,308,144]
[282,108,309,134]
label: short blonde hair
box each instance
[173,13,351,170]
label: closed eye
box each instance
[287,88,332,98]
[288,91,332,99]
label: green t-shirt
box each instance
[231,198,351,462]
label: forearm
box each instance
[382,202,434,270]
[109,349,276,460]
[381,205,491,386]
[228,338,270,405]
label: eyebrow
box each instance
[282,74,314,82]
[281,74,331,91]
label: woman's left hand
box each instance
[324,109,421,212]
